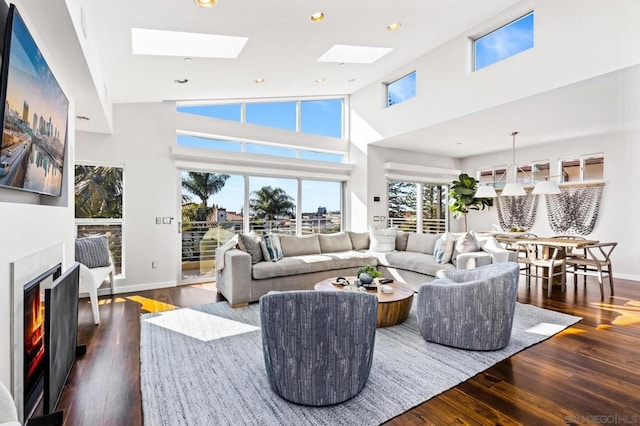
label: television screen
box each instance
[0,5,69,196]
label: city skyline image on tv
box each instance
[0,6,69,196]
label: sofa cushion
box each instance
[405,233,441,255]
[369,227,397,252]
[375,251,455,277]
[260,234,283,262]
[318,233,353,253]
[280,235,321,257]
[75,236,110,268]
[252,251,378,280]
[395,231,410,251]
[237,232,263,264]
[348,232,370,250]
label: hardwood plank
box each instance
[55,277,640,425]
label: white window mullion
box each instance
[416,182,424,234]
[296,178,302,235]
[243,175,250,233]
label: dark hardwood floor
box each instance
[58,277,640,425]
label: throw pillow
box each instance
[280,234,321,257]
[237,231,263,264]
[348,232,370,250]
[395,231,410,251]
[406,233,441,255]
[75,236,111,268]
[453,232,480,260]
[260,234,283,262]
[318,233,353,253]
[369,227,398,252]
[433,238,444,262]
[440,232,456,264]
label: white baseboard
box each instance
[94,280,177,296]
[613,272,640,282]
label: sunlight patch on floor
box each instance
[557,327,587,336]
[98,297,128,305]
[525,322,568,336]
[143,308,259,342]
[592,298,640,327]
[126,295,178,313]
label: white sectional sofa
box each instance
[215,230,509,307]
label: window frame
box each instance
[559,153,604,183]
[472,11,534,72]
[74,162,125,277]
[385,71,417,108]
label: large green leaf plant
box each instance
[448,173,493,231]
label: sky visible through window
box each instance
[178,99,344,213]
[387,72,416,107]
[474,12,534,71]
[185,174,341,214]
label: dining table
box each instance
[495,236,600,286]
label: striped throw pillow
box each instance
[75,236,111,268]
[260,234,283,262]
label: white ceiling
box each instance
[374,64,640,158]
[79,0,520,104]
[17,0,636,158]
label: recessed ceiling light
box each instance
[386,22,402,31]
[255,78,265,84]
[175,79,188,84]
[310,12,325,22]
[76,115,90,121]
[184,57,193,62]
[315,78,325,83]
[195,0,216,7]
[338,63,345,67]
[347,78,357,83]
[131,28,248,59]
[318,44,393,64]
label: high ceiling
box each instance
[81,0,519,103]
[16,0,637,157]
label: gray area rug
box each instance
[140,300,581,426]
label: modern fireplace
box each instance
[11,244,63,423]
[22,265,60,419]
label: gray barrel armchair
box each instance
[417,262,520,350]
[260,290,377,406]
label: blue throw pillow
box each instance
[260,234,283,262]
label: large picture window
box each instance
[180,172,344,282]
[75,164,124,275]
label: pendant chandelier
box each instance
[474,131,561,198]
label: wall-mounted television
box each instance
[0,4,69,197]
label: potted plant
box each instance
[448,173,493,231]
[356,265,382,284]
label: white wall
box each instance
[462,128,640,280]
[75,103,179,292]
[350,0,640,142]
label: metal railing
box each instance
[180,218,342,279]
[388,217,447,234]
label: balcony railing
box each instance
[181,217,341,280]
[388,217,446,234]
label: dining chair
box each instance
[566,242,617,299]
[551,234,587,285]
[516,241,566,297]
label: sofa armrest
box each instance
[455,252,492,270]
[215,249,252,307]
[478,236,510,264]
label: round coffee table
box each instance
[314,277,414,328]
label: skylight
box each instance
[131,28,248,58]
[317,44,393,64]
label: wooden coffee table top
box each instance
[314,277,414,327]
[314,276,414,303]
